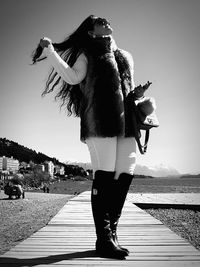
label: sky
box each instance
[0,0,200,175]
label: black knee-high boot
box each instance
[91,170,127,259]
[109,173,133,255]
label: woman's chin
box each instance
[107,27,113,35]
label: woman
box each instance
[32,15,139,259]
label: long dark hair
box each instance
[32,15,97,116]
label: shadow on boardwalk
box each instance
[0,250,101,266]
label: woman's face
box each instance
[92,17,113,36]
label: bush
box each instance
[73,176,88,181]
[23,170,51,188]
[9,174,24,186]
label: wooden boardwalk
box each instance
[1,191,200,266]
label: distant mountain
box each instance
[0,137,63,165]
[135,163,180,177]
[180,173,200,178]
[65,161,92,170]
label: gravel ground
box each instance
[0,192,73,255]
[144,208,200,250]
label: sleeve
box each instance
[43,45,88,85]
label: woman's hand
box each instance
[133,84,145,99]
[143,81,152,90]
[133,81,152,100]
[39,37,52,48]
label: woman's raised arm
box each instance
[44,45,88,85]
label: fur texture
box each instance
[79,37,135,142]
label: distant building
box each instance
[0,156,19,173]
[60,166,65,176]
[54,165,65,176]
[44,161,54,177]
[0,157,3,171]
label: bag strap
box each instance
[135,129,150,154]
[128,94,150,154]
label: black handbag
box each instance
[127,84,159,154]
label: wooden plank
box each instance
[0,191,200,267]
[10,245,199,253]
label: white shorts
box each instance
[86,137,137,179]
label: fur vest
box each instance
[79,36,135,142]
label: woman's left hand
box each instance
[143,81,152,90]
[39,37,52,48]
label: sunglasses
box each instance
[95,18,111,26]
